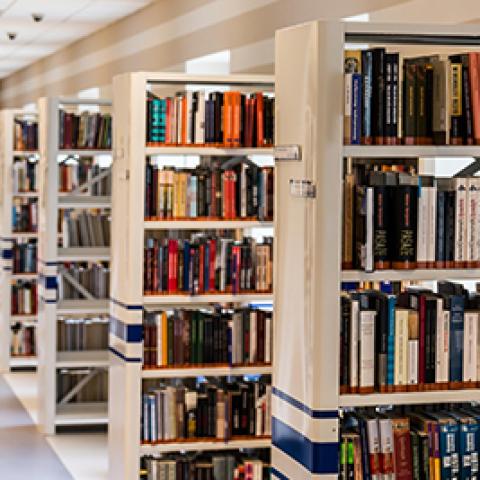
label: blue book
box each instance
[351,73,362,145]
[361,50,373,143]
[449,295,465,383]
[386,295,396,388]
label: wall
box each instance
[0,0,408,107]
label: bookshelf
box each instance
[273,20,480,479]
[37,96,112,435]
[108,72,274,479]
[0,108,39,372]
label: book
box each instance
[58,110,111,149]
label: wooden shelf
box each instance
[342,268,480,282]
[141,365,272,379]
[343,145,480,158]
[140,437,271,455]
[57,247,110,262]
[12,192,38,198]
[340,389,480,407]
[55,402,108,426]
[56,299,109,315]
[13,150,38,157]
[57,149,112,157]
[146,146,274,157]
[58,195,111,209]
[11,314,37,323]
[10,232,37,239]
[144,219,273,230]
[12,273,37,281]
[143,293,273,306]
[56,350,109,368]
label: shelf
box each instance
[340,389,480,407]
[56,350,109,368]
[10,232,37,239]
[144,219,273,230]
[146,146,274,157]
[58,196,111,209]
[342,268,480,282]
[57,299,109,315]
[343,145,480,158]
[55,402,108,426]
[57,149,112,157]
[12,192,38,198]
[140,437,271,455]
[57,247,110,262]
[141,365,272,379]
[11,314,37,323]
[143,293,273,306]
[13,150,38,157]
[12,273,37,281]
[10,356,37,368]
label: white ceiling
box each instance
[0,0,152,78]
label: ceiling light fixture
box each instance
[7,32,16,40]
[32,13,43,22]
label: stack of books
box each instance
[11,323,35,356]
[13,157,37,193]
[58,162,111,194]
[62,212,110,248]
[59,264,110,299]
[14,119,38,151]
[11,280,37,315]
[56,369,107,403]
[12,240,37,274]
[57,317,109,351]
[12,198,37,233]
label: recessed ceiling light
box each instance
[7,32,17,41]
[32,13,44,23]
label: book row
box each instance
[59,263,110,300]
[14,118,38,151]
[143,453,270,480]
[12,197,37,233]
[340,281,480,395]
[57,317,108,352]
[342,163,480,271]
[59,163,111,195]
[13,157,38,193]
[58,110,112,150]
[143,307,273,369]
[145,162,274,221]
[11,280,37,316]
[342,405,480,480]
[11,323,35,356]
[62,212,110,248]
[146,90,274,148]
[144,235,273,295]
[141,380,272,443]
[344,49,480,145]
[56,369,107,403]
[12,240,36,274]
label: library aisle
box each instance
[1,371,107,480]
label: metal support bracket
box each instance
[58,368,104,405]
[454,157,480,177]
[71,168,111,194]
[59,266,96,300]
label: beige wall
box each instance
[0,0,408,107]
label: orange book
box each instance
[181,96,187,145]
[161,312,168,366]
[470,53,480,144]
[232,91,241,147]
[255,93,264,147]
[223,92,233,147]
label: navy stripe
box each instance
[109,346,142,363]
[40,296,57,304]
[38,258,58,266]
[110,297,143,310]
[0,237,14,242]
[2,249,12,260]
[110,316,143,343]
[271,468,289,480]
[45,276,58,290]
[272,387,338,419]
[272,417,338,475]
[3,267,12,271]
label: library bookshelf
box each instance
[273,20,480,480]
[37,96,112,434]
[0,108,39,371]
[109,72,274,479]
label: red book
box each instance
[198,243,205,293]
[64,113,73,149]
[152,242,159,293]
[470,53,480,144]
[391,417,413,480]
[255,93,264,147]
[32,283,37,315]
[144,246,152,293]
[209,239,216,291]
[232,92,241,147]
[167,239,177,293]
[143,321,150,367]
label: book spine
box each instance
[464,312,478,386]
[352,74,362,145]
[450,296,465,387]
[436,307,450,386]
[416,182,428,268]
[394,309,409,391]
[463,56,474,144]
[372,49,385,144]
[403,61,417,144]
[454,178,468,268]
[386,296,396,390]
[373,185,391,270]
[344,73,353,144]
[359,310,376,393]
[349,299,359,393]
[361,50,373,145]
[450,61,463,144]
[426,186,437,268]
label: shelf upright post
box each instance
[0,109,15,372]
[272,20,344,479]
[108,72,146,480]
[37,96,60,435]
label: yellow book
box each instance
[161,312,168,366]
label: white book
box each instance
[265,314,272,364]
[185,90,193,144]
[378,418,394,480]
[464,312,479,382]
[344,73,353,144]
[366,418,381,480]
[467,178,480,265]
[394,309,409,387]
[359,310,376,390]
[249,310,257,363]
[408,339,419,385]
[240,163,248,218]
[417,182,429,266]
[454,177,468,265]
[427,184,437,266]
[176,96,183,144]
[436,307,450,384]
[171,97,177,144]
[349,299,359,390]
[194,90,205,144]
[156,313,162,367]
[365,187,374,272]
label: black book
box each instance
[424,296,437,385]
[449,54,464,144]
[444,188,456,268]
[340,294,351,393]
[210,92,224,144]
[461,54,474,145]
[403,59,417,144]
[371,48,385,144]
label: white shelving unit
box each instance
[0,108,39,372]
[37,96,112,434]
[273,20,480,479]
[109,72,274,479]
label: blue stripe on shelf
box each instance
[2,249,12,260]
[271,468,289,480]
[3,267,12,271]
[272,387,338,419]
[44,276,57,290]
[110,316,143,343]
[40,296,57,304]
[108,346,142,363]
[38,258,58,266]
[272,417,338,475]
[0,237,14,242]
[110,297,143,310]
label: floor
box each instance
[2,371,108,480]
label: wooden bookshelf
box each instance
[108,72,274,480]
[37,96,112,434]
[0,108,39,372]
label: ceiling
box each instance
[0,0,152,78]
